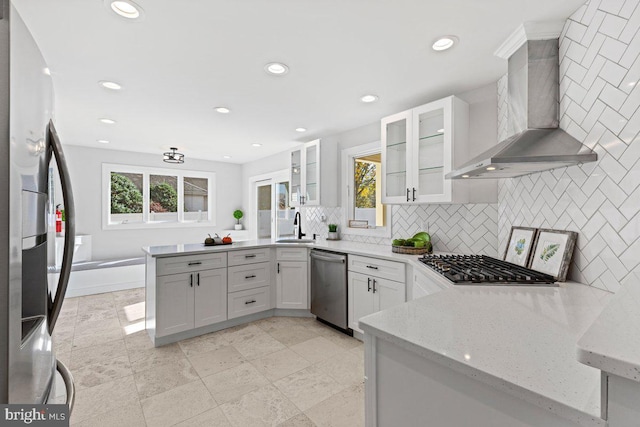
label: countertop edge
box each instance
[360,321,606,427]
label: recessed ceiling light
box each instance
[252,143,262,147]
[99,118,116,124]
[264,62,289,75]
[214,107,230,114]
[432,36,458,51]
[99,80,122,90]
[486,166,496,171]
[43,68,51,76]
[437,128,444,133]
[462,174,469,178]
[106,0,144,20]
[360,94,379,103]
[295,127,307,133]
[97,140,110,144]
[223,155,232,159]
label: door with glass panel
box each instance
[256,178,294,239]
[381,110,412,204]
[412,98,452,203]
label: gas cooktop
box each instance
[419,254,557,286]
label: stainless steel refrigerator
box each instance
[0,1,75,408]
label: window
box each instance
[342,143,391,237]
[103,164,216,229]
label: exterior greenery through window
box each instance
[104,164,215,228]
[353,154,384,227]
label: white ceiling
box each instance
[14,0,584,164]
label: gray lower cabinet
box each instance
[156,268,227,337]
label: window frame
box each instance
[102,163,216,230]
[341,142,392,238]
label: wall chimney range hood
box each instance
[447,28,597,180]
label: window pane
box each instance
[149,174,178,222]
[184,177,208,222]
[353,154,384,227]
[276,182,294,238]
[110,172,143,224]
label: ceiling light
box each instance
[252,143,262,147]
[486,166,496,171]
[223,155,232,159]
[99,118,116,124]
[97,140,110,144]
[360,94,379,103]
[264,62,289,75]
[432,36,458,51]
[163,147,184,164]
[437,128,445,133]
[462,174,469,178]
[629,81,637,87]
[106,0,144,20]
[43,68,51,76]
[214,107,230,114]
[99,80,122,90]
[295,128,307,132]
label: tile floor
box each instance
[53,288,365,426]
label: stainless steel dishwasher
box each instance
[310,249,350,334]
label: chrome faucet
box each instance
[293,211,306,239]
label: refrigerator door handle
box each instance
[47,120,75,335]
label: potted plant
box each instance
[328,223,339,240]
[233,209,244,230]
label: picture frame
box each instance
[503,226,538,267]
[349,220,369,229]
[529,229,578,282]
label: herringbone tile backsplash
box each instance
[499,0,640,292]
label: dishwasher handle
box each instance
[310,252,346,264]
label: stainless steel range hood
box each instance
[446,39,597,180]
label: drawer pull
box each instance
[245,274,256,279]
[245,254,257,258]
[245,300,257,305]
[188,261,202,266]
[366,265,379,270]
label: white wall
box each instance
[65,145,243,259]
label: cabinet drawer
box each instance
[157,252,227,276]
[228,262,271,293]
[276,247,308,262]
[348,255,405,283]
[228,248,271,266]
[228,286,271,319]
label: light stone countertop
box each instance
[359,282,612,427]
[577,272,640,382]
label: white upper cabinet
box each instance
[290,139,321,207]
[382,96,470,204]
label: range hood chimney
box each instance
[446,33,597,180]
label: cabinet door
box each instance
[411,98,450,203]
[382,110,413,204]
[304,140,320,206]
[374,277,405,312]
[290,148,303,207]
[276,261,308,309]
[156,272,194,337]
[348,272,375,333]
[194,268,228,328]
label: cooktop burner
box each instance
[419,254,557,286]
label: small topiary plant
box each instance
[233,209,244,224]
[328,224,338,232]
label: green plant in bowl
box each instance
[328,224,338,232]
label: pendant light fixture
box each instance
[163,147,184,164]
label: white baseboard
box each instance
[49,264,145,298]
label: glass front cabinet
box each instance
[382,96,469,204]
[289,139,320,207]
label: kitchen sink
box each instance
[276,239,315,243]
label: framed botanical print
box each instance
[529,229,578,281]
[503,226,537,267]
